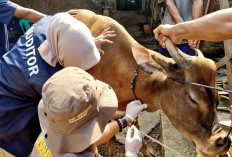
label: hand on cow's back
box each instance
[94,27,116,55]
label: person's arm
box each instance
[165,0,184,24]
[95,116,132,146]
[192,0,203,20]
[111,111,125,120]
[188,0,203,49]
[154,8,232,48]
[14,6,46,22]
[95,100,147,146]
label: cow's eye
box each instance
[201,123,208,130]
[188,95,198,105]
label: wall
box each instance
[11,0,151,15]
[11,0,151,40]
[11,0,232,54]
[12,0,103,15]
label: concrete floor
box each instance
[161,111,197,157]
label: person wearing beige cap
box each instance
[0,12,116,157]
[31,67,146,157]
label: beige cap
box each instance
[38,13,100,70]
[38,67,118,153]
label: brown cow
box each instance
[71,9,231,157]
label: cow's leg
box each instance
[135,120,150,156]
[119,100,150,156]
[107,135,116,157]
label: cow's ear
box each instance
[132,44,184,79]
[132,44,163,74]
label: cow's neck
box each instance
[133,67,168,111]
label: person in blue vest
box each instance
[0,0,45,58]
[0,12,122,157]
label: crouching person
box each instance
[31,67,145,157]
[0,12,116,157]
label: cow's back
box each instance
[74,9,138,104]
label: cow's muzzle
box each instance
[215,135,231,148]
[196,130,231,156]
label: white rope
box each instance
[139,130,186,157]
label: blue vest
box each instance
[0,0,17,57]
[0,16,63,156]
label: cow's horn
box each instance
[165,38,194,70]
[195,49,204,58]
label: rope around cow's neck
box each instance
[130,65,139,100]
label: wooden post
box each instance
[205,0,211,14]
[216,53,232,69]
[198,0,216,50]
[155,0,158,22]
[150,0,155,37]
[206,0,216,14]
[218,0,232,120]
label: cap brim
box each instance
[38,79,118,153]
[38,99,48,134]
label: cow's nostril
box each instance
[215,135,229,147]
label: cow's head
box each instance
[132,40,231,156]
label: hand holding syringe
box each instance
[125,125,142,157]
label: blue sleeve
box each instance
[0,0,18,24]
